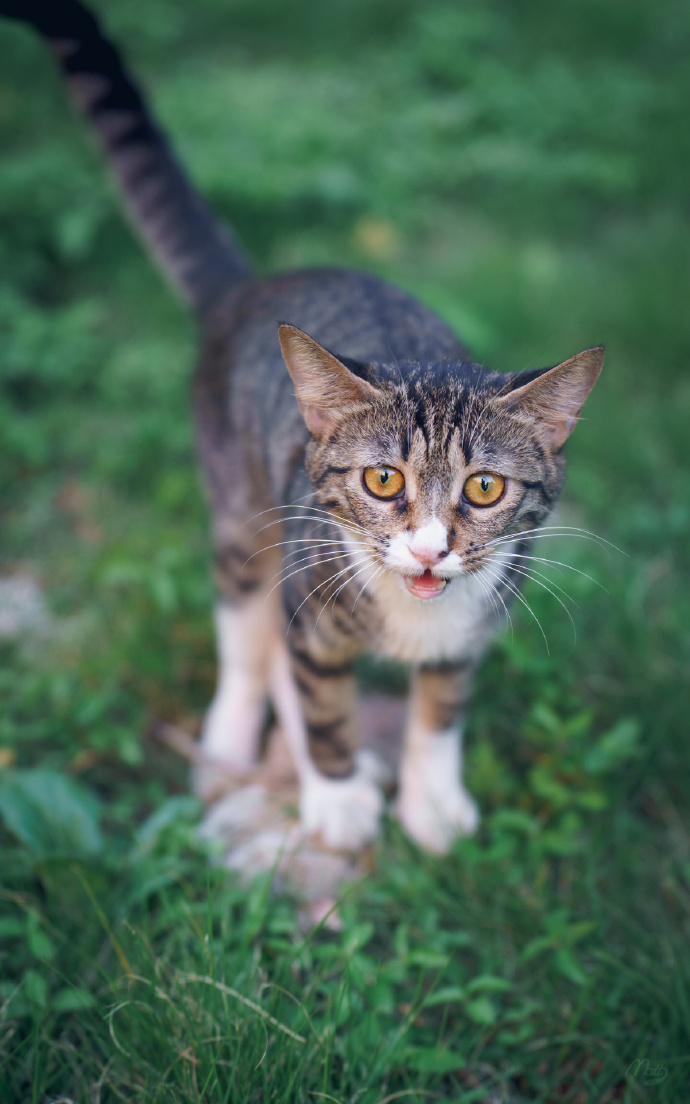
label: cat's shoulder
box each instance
[203,267,469,366]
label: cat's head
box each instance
[279,324,603,600]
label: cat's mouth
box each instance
[403,569,449,600]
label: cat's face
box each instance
[279,326,603,601]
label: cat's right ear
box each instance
[278,323,379,438]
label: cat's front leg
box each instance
[270,638,384,851]
[396,660,479,854]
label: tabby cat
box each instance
[3,0,603,853]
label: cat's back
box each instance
[194,266,470,502]
[200,266,468,383]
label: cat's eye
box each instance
[363,466,405,499]
[463,472,505,507]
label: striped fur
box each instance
[1,0,251,313]
[5,3,604,851]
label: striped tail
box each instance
[1,0,253,315]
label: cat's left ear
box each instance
[278,323,379,438]
[494,346,604,451]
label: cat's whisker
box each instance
[476,562,516,640]
[286,558,368,635]
[292,554,371,633]
[486,524,624,554]
[254,506,370,536]
[264,551,356,610]
[317,550,374,609]
[489,563,551,654]
[316,556,378,626]
[490,554,579,606]
[266,554,351,603]
[315,571,358,625]
[471,564,512,638]
[254,514,369,541]
[264,547,352,589]
[278,502,371,532]
[351,563,385,617]
[243,537,355,567]
[492,558,577,644]
[489,551,606,592]
[242,495,318,528]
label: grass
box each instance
[1,0,689,1099]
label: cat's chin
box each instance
[402,570,449,600]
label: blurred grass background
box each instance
[0,0,689,1100]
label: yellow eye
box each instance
[363,466,405,499]
[463,472,505,506]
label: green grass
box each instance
[1,0,689,1099]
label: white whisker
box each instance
[243,536,355,566]
[478,562,516,640]
[472,565,512,639]
[487,525,624,555]
[264,550,354,609]
[351,563,385,617]
[264,547,351,588]
[490,564,551,654]
[490,551,606,592]
[255,513,369,541]
[315,556,377,628]
[494,559,577,644]
[291,555,371,634]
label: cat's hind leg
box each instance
[192,541,281,800]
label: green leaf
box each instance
[423,985,466,1007]
[27,925,55,961]
[520,934,555,961]
[0,769,103,859]
[583,719,641,774]
[52,988,96,1013]
[490,808,541,836]
[135,795,201,848]
[561,920,598,946]
[555,947,588,985]
[406,1046,463,1073]
[24,969,48,1009]
[343,921,375,957]
[464,995,497,1025]
[408,949,449,969]
[465,974,513,995]
[529,766,571,809]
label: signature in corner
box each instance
[626,1058,668,1085]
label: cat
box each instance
[3,0,603,854]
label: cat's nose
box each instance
[408,518,449,567]
[410,546,448,567]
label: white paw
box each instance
[396,781,479,854]
[301,760,384,851]
[396,728,478,853]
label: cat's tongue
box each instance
[404,569,448,600]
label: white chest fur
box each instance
[367,562,502,665]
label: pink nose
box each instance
[410,547,447,567]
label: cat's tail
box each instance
[1,0,253,315]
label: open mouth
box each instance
[403,569,449,600]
